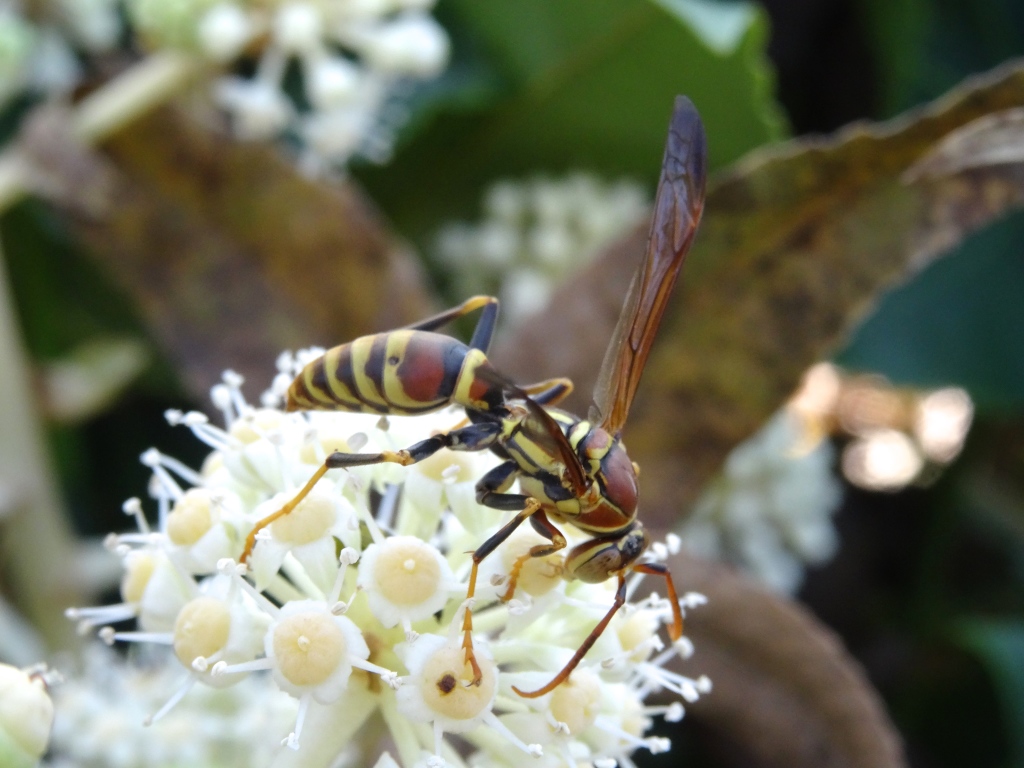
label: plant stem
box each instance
[0,241,82,653]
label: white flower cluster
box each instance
[65,352,708,768]
[678,411,843,594]
[0,0,449,169]
[435,174,649,325]
[48,647,297,768]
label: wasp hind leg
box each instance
[520,377,574,407]
[238,421,502,564]
[403,295,500,354]
[512,572,628,698]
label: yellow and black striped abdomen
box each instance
[286,330,472,415]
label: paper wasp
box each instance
[241,96,707,698]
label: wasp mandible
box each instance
[240,96,707,698]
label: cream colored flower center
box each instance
[299,429,351,464]
[616,610,658,660]
[229,409,285,444]
[173,597,231,665]
[273,612,346,687]
[119,551,156,605]
[372,537,442,606]
[165,490,213,545]
[270,494,336,545]
[549,670,601,735]
[420,644,496,721]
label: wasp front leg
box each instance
[239,421,502,564]
[459,462,551,682]
[497,511,567,601]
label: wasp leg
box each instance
[461,495,543,683]
[456,461,545,682]
[239,422,502,564]
[632,561,683,641]
[512,572,628,699]
[520,377,574,407]
[401,296,500,354]
[499,510,566,602]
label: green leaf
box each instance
[356,0,785,249]
[954,619,1024,767]
[839,211,1024,412]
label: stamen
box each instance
[153,453,206,488]
[65,603,138,629]
[215,658,276,675]
[106,630,175,646]
[141,449,184,500]
[481,712,543,757]
[145,677,195,725]
[121,498,150,534]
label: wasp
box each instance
[240,96,707,698]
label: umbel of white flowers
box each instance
[0,0,449,169]
[62,353,709,768]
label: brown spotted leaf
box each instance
[495,59,1024,527]
[59,105,435,400]
[670,550,905,768]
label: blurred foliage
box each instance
[0,0,1023,766]
[356,0,786,256]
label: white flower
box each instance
[172,576,270,686]
[396,634,498,734]
[248,486,360,592]
[164,488,241,573]
[306,55,361,109]
[344,13,449,76]
[265,600,370,704]
[358,535,456,628]
[197,3,252,62]
[0,664,53,768]
[215,77,294,140]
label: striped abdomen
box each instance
[286,330,502,416]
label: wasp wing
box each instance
[474,366,589,496]
[589,96,707,437]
